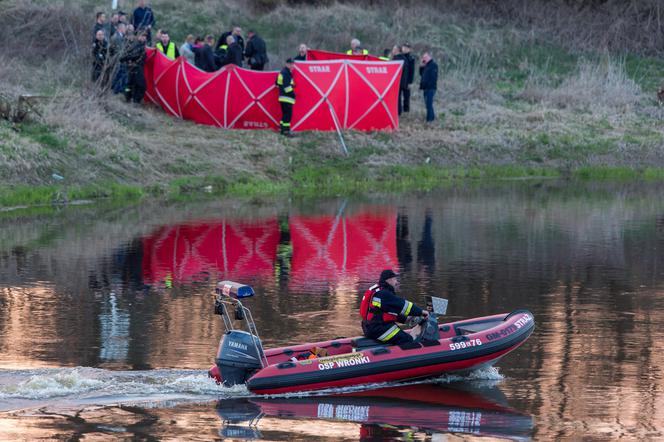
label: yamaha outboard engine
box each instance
[215,330,263,386]
[209,281,267,387]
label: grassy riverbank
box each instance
[1,0,663,207]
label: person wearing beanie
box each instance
[360,269,429,345]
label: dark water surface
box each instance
[1,181,664,440]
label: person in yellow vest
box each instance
[155,30,179,60]
[346,38,369,56]
[276,58,296,137]
[379,48,391,61]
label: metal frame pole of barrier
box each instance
[327,98,348,156]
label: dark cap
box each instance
[286,58,294,64]
[403,42,411,48]
[379,269,398,283]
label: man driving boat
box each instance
[360,269,429,345]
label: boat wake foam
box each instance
[0,365,503,411]
[0,367,246,412]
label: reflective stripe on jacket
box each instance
[276,67,295,104]
[361,284,420,326]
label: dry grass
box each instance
[520,56,645,111]
[546,58,643,110]
[409,0,664,55]
[1,0,663,191]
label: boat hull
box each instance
[244,309,535,395]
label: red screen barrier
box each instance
[305,48,382,61]
[144,49,402,132]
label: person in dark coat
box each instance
[92,29,108,84]
[110,22,128,94]
[294,43,307,61]
[132,0,155,44]
[400,43,415,113]
[193,35,217,72]
[391,46,408,116]
[360,269,429,345]
[419,51,438,122]
[216,26,244,53]
[244,30,268,70]
[109,12,120,36]
[218,35,243,68]
[92,12,107,42]
[121,32,147,103]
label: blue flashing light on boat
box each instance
[216,281,255,299]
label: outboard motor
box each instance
[420,316,441,341]
[210,281,267,386]
[215,330,263,386]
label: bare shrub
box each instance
[444,49,497,102]
[0,56,30,97]
[41,93,122,139]
[517,58,557,104]
[546,57,643,110]
[435,0,664,55]
[0,1,87,60]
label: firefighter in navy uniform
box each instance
[360,269,429,345]
[276,58,296,137]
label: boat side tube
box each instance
[247,310,535,394]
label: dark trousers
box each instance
[92,65,103,83]
[112,64,128,94]
[362,321,414,345]
[125,66,146,103]
[250,63,265,71]
[92,65,110,90]
[280,101,293,134]
[398,87,411,115]
[423,89,436,122]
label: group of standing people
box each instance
[90,1,269,104]
[90,1,439,126]
[176,27,269,73]
[90,0,155,103]
[384,43,438,122]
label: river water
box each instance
[1,180,663,441]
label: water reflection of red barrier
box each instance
[289,210,397,290]
[142,219,279,284]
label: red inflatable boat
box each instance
[209,281,535,395]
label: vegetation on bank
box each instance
[5,160,664,210]
[1,0,663,207]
